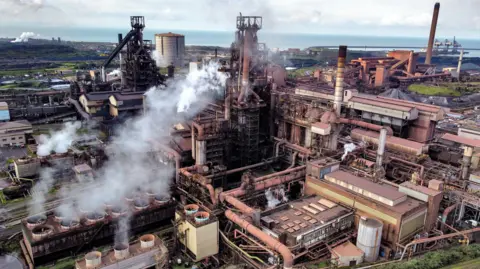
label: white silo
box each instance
[155,32,185,68]
[356,216,383,262]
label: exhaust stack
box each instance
[462,146,473,180]
[376,128,387,168]
[425,3,440,65]
[334,45,347,116]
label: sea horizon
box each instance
[3,27,480,57]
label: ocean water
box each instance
[13,27,480,56]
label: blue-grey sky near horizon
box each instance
[1,0,479,39]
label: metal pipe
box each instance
[334,45,347,116]
[221,169,306,200]
[224,195,256,215]
[225,95,231,120]
[270,92,276,138]
[273,137,312,155]
[425,3,440,65]
[441,203,458,231]
[338,118,393,135]
[205,159,276,179]
[225,210,294,269]
[376,128,387,168]
[179,167,217,205]
[288,152,298,169]
[275,139,287,157]
[399,226,480,261]
[389,157,425,179]
[192,121,204,138]
[254,165,306,183]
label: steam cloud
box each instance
[47,62,226,241]
[11,32,39,43]
[29,167,55,216]
[36,121,82,157]
[341,143,356,161]
[265,187,288,209]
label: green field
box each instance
[408,84,461,96]
[441,257,480,269]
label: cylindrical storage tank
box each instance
[140,234,155,249]
[114,244,129,260]
[133,199,149,211]
[85,251,102,268]
[357,217,383,262]
[85,212,105,225]
[155,33,185,68]
[60,219,80,231]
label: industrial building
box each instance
[18,5,480,269]
[75,234,168,269]
[155,32,185,68]
[0,120,32,147]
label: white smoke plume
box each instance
[341,143,356,161]
[53,62,226,239]
[108,69,121,77]
[265,187,288,209]
[29,167,55,216]
[114,215,131,246]
[37,121,82,156]
[10,32,39,43]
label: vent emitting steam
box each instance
[11,32,39,43]
[341,143,356,161]
[47,62,226,241]
[37,121,81,156]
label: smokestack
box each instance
[215,48,218,59]
[376,128,387,168]
[334,45,347,116]
[456,49,464,78]
[238,30,253,103]
[462,146,473,180]
[407,51,415,74]
[425,3,440,65]
[118,33,123,44]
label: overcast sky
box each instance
[1,0,480,38]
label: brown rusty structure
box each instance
[20,11,480,269]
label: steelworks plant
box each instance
[17,4,480,269]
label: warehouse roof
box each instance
[400,182,442,197]
[262,196,353,238]
[83,91,113,101]
[325,170,407,206]
[111,92,145,101]
[332,241,364,257]
[350,96,415,112]
[441,133,480,148]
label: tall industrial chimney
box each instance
[334,46,347,116]
[425,2,440,65]
[118,33,123,44]
[456,49,464,78]
[376,128,387,168]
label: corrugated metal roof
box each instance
[350,96,414,112]
[376,96,442,113]
[332,241,364,257]
[441,133,480,148]
[399,182,442,197]
[325,170,406,201]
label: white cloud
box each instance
[0,0,479,38]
